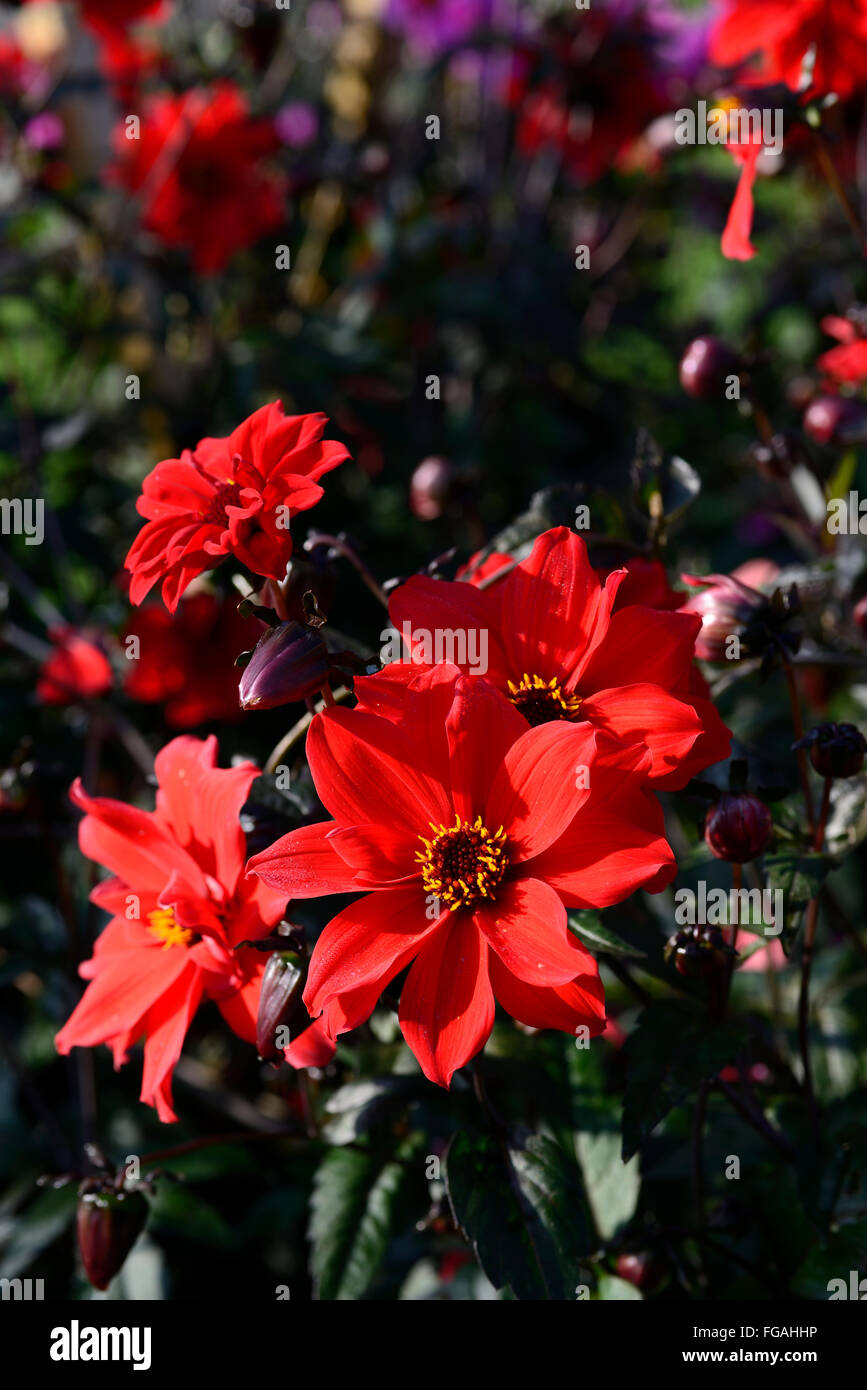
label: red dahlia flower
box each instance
[816,314,867,385]
[55,736,287,1122]
[378,527,730,790]
[123,591,262,727]
[124,401,349,612]
[37,627,113,705]
[109,82,286,273]
[248,668,676,1086]
[710,0,867,100]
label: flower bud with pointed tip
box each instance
[796,722,866,779]
[705,792,773,863]
[239,621,329,711]
[76,1186,148,1291]
[256,951,305,1062]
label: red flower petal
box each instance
[304,887,443,1017]
[472,877,578,987]
[398,915,495,1087]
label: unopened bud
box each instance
[795,722,866,779]
[239,622,329,711]
[679,336,741,399]
[256,951,305,1062]
[803,394,867,446]
[76,1185,148,1291]
[704,793,773,863]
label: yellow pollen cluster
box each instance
[147,906,195,950]
[416,814,509,912]
[506,673,583,726]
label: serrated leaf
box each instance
[309,1146,412,1300]
[444,1127,593,1300]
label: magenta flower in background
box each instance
[383,0,519,60]
[275,101,319,149]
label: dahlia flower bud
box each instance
[76,1185,148,1291]
[410,457,455,520]
[679,336,741,399]
[256,951,305,1062]
[795,722,867,779]
[854,595,867,639]
[238,621,329,710]
[803,395,867,447]
[664,924,735,978]
[615,1252,667,1293]
[681,568,799,664]
[704,793,773,863]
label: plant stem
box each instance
[798,776,832,1144]
[304,532,389,609]
[715,1077,796,1159]
[780,649,815,834]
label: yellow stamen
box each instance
[416,813,509,912]
[147,906,194,950]
[506,673,583,726]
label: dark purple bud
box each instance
[256,951,305,1062]
[664,924,735,978]
[239,622,329,711]
[679,336,741,399]
[704,793,773,863]
[410,457,455,521]
[76,1187,148,1291]
[803,395,867,447]
[796,722,866,779]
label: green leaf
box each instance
[576,1130,641,1241]
[444,1127,594,1300]
[622,1002,740,1160]
[309,1146,412,1300]
[0,1185,76,1279]
[597,1272,643,1300]
[763,851,835,954]
[322,1076,423,1145]
[568,911,647,961]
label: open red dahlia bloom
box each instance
[55,736,286,1122]
[710,0,867,101]
[248,668,675,1087]
[109,82,285,273]
[125,401,349,612]
[381,527,730,790]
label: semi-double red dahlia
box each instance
[710,0,867,100]
[109,82,285,273]
[125,401,349,612]
[55,736,287,1122]
[380,527,730,790]
[248,668,675,1087]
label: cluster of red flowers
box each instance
[55,405,732,1119]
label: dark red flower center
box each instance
[416,814,509,912]
[200,481,241,527]
[506,673,583,727]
